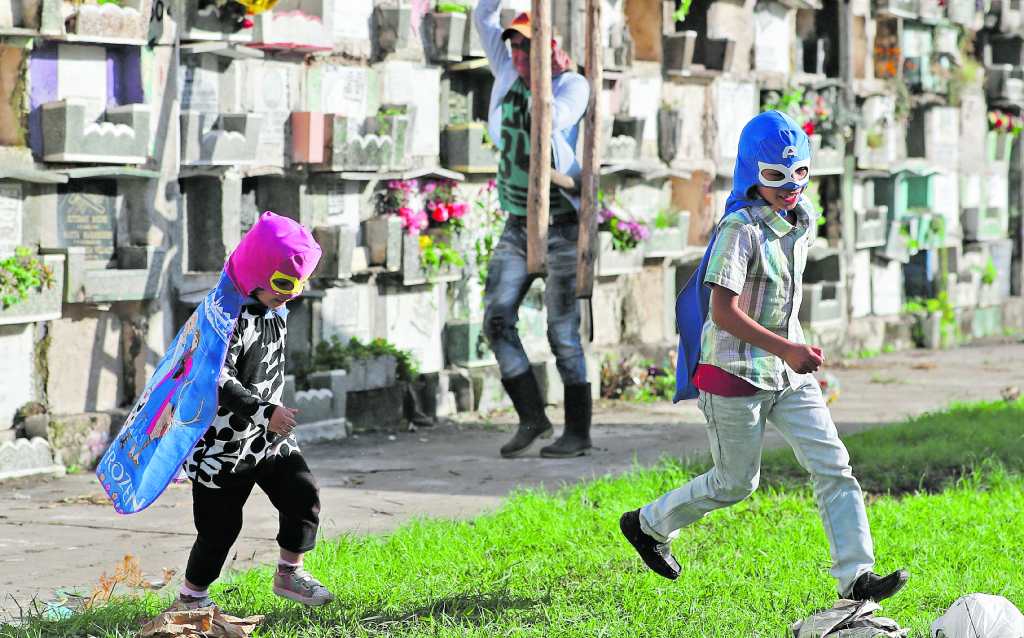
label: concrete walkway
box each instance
[1,339,1021,617]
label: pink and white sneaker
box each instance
[272,567,335,607]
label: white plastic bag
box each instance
[932,594,1024,638]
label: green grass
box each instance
[6,400,1024,638]
[756,399,1024,494]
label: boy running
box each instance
[619,112,909,602]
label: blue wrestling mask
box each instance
[725,110,812,214]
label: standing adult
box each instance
[475,2,592,458]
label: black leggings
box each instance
[185,452,320,588]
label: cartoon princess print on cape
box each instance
[117,313,204,464]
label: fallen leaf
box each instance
[140,608,263,638]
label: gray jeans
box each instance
[482,218,587,386]
[639,382,875,595]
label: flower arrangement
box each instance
[598,197,649,252]
[382,178,469,237]
[423,179,470,225]
[380,178,468,278]
[988,110,1022,137]
[761,87,831,137]
[418,233,465,274]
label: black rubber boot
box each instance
[540,383,592,458]
[499,371,553,458]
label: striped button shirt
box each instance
[700,201,818,391]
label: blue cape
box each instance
[673,111,811,401]
[97,272,246,513]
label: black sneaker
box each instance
[619,509,681,580]
[847,569,910,602]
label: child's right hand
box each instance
[784,344,824,374]
[269,405,299,436]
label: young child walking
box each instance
[619,112,909,602]
[172,211,335,610]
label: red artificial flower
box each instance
[802,120,815,136]
[431,204,450,223]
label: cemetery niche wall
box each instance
[0,0,1022,459]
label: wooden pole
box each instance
[527,0,552,275]
[576,0,602,298]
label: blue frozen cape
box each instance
[96,272,246,514]
[673,111,810,401]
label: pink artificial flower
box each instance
[422,181,438,194]
[486,179,497,191]
[450,201,468,219]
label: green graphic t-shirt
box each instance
[497,78,575,218]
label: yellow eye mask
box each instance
[269,271,307,296]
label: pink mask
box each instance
[225,211,322,297]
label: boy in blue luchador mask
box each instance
[618,111,909,602]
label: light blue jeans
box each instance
[639,381,875,595]
[482,218,588,386]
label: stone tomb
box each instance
[375,282,446,375]
[712,78,757,170]
[179,53,262,166]
[0,181,25,257]
[0,0,44,29]
[907,106,960,171]
[0,324,37,432]
[47,178,163,304]
[378,62,441,160]
[65,0,153,42]
[4,181,75,313]
[249,0,335,52]
[332,0,373,58]
[320,284,374,345]
[0,437,63,481]
[181,174,242,273]
[237,59,304,167]
[855,94,906,169]
[30,43,150,164]
[179,0,255,42]
[959,90,989,171]
[753,1,793,75]
[57,180,117,267]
